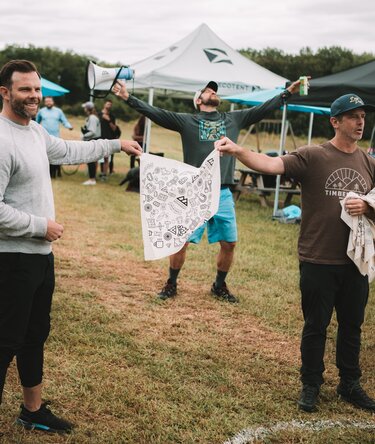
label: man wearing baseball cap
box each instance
[113,77,301,303]
[215,93,375,413]
[193,81,219,110]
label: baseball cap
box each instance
[193,81,218,109]
[330,94,375,117]
[82,101,95,110]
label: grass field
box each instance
[0,118,374,443]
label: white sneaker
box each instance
[82,179,96,186]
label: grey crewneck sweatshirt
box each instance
[0,115,121,254]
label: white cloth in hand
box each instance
[140,150,221,260]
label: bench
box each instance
[233,168,300,207]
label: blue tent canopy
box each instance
[223,88,330,115]
[41,77,70,97]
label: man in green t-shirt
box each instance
[113,79,300,303]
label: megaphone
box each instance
[86,61,134,97]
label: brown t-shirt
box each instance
[282,142,375,264]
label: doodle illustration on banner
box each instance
[140,150,221,260]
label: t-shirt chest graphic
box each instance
[198,119,226,141]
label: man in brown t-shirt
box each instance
[215,93,375,413]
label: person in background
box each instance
[98,99,120,179]
[0,59,142,434]
[215,93,375,413]
[36,96,73,178]
[131,114,145,168]
[81,101,101,185]
[113,78,300,303]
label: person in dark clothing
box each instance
[98,99,120,178]
[215,93,375,413]
[113,78,300,303]
[130,115,145,168]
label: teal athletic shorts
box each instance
[188,187,237,244]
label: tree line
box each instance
[0,44,374,138]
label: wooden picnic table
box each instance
[233,168,300,208]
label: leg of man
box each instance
[298,262,337,412]
[336,264,368,381]
[100,157,109,181]
[0,250,72,435]
[88,162,97,180]
[217,241,236,272]
[109,154,115,174]
[170,243,189,271]
[0,253,40,403]
[0,253,53,402]
[208,188,238,303]
[83,162,97,185]
[16,253,55,411]
[334,264,374,411]
[299,262,337,386]
[157,244,189,300]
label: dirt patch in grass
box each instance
[56,245,300,368]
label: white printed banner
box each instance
[140,150,221,260]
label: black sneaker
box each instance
[211,282,239,303]
[297,384,319,412]
[157,279,177,300]
[16,402,73,434]
[337,380,375,412]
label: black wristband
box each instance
[281,89,292,101]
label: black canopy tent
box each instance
[290,59,375,107]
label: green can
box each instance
[299,76,308,95]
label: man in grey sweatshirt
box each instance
[0,59,142,434]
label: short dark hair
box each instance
[0,60,40,89]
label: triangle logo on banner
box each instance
[203,48,233,65]
[177,196,188,207]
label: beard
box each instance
[10,93,40,119]
[200,96,220,108]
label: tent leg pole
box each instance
[307,112,314,145]
[144,88,154,153]
[273,103,287,217]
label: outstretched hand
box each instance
[287,76,312,95]
[120,140,143,156]
[112,80,129,100]
[214,137,240,156]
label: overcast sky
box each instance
[1,0,374,65]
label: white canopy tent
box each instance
[130,23,288,95]
[124,23,289,150]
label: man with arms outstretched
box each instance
[113,78,301,302]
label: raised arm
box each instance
[112,80,185,132]
[235,78,307,129]
[214,137,285,175]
